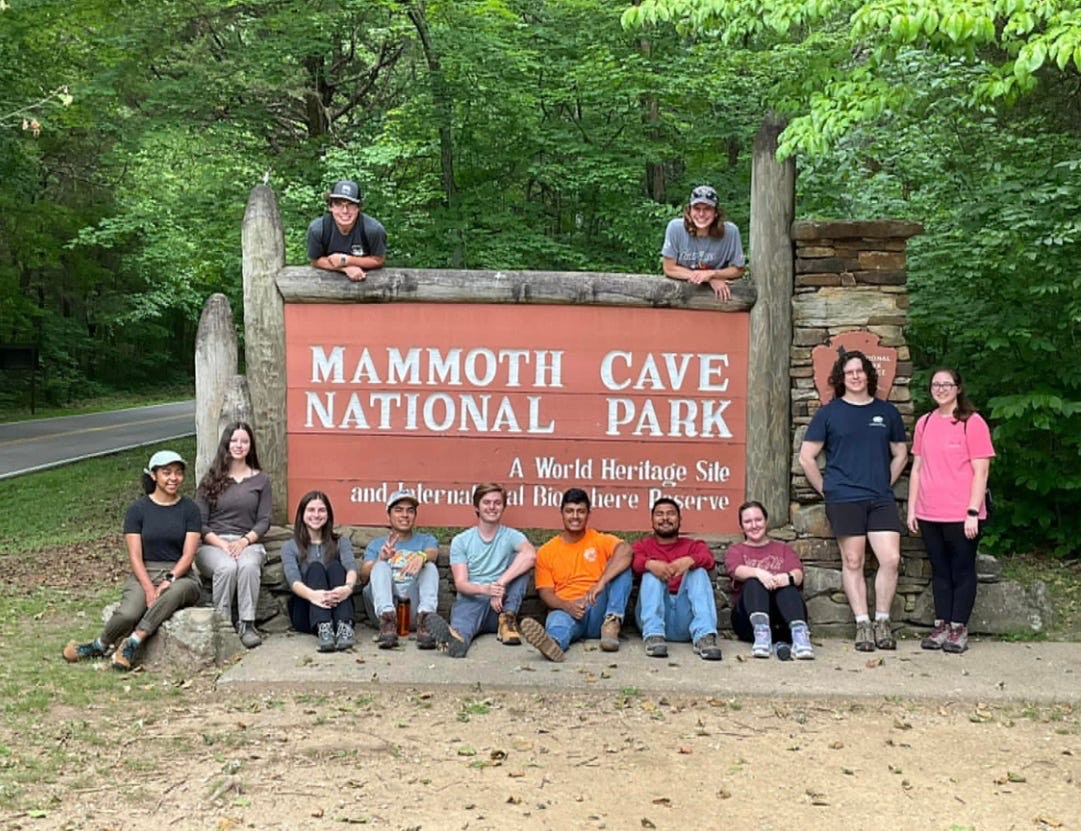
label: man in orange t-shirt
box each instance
[519,488,633,662]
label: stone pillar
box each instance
[194,294,238,486]
[747,115,796,524]
[242,185,288,522]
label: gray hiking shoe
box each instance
[693,633,723,661]
[791,624,814,660]
[316,621,336,652]
[751,621,772,658]
[874,618,896,650]
[942,623,969,654]
[643,635,668,658]
[520,617,565,663]
[921,620,950,650]
[335,621,355,651]
[237,621,262,649]
[854,620,875,652]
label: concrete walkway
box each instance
[219,627,1081,704]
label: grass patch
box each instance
[0,385,193,423]
[0,437,196,555]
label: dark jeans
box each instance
[731,579,807,643]
[920,520,979,624]
[287,559,355,633]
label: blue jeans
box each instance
[544,569,632,651]
[635,568,718,643]
[449,573,529,653]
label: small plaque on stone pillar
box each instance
[811,331,897,404]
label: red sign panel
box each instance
[285,304,748,532]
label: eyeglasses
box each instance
[930,382,957,390]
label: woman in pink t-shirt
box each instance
[907,367,995,654]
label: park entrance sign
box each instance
[286,303,747,532]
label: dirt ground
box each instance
[1,674,1077,831]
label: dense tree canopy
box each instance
[1,0,1077,554]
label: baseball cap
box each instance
[386,489,420,511]
[145,450,186,474]
[689,185,718,207]
[326,180,362,204]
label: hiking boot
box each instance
[942,623,969,654]
[599,614,621,652]
[751,620,772,658]
[643,634,668,658]
[63,640,104,663]
[921,620,950,650]
[335,621,355,651]
[237,621,262,649]
[415,612,437,650]
[377,611,399,649]
[774,641,792,661]
[693,633,723,661]
[520,617,565,663]
[316,621,336,652]
[874,618,896,650]
[111,637,139,671]
[854,620,875,652]
[423,613,468,657]
[791,624,815,660]
[497,612,522,646]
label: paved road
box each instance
[0,400,195,480]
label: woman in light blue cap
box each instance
[63,449,202,671]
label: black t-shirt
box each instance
[306,213,387,260]
[122,496,202,562]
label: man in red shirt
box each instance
[632,498,723,661]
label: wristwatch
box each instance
[966,509,979,517]
[164,572,175,582]
[338,254,348,266]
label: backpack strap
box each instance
[322,212,371,256]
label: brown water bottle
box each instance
[396,596,411,637]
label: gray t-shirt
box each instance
[195,472,272,539]
[661,218,745,270]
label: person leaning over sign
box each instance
[63,450,202,671]
[281,491,358,652]
[661,184,746,302]
[798,350,907,653]
[907,367,995,654]
[307,179,387,282]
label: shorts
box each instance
[825,499,901,537]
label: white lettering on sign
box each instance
[311,346,564,388]
[605,398,732,438]
[599,351,731,392]
[305,391,555,433]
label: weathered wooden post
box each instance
[242,185,288,522]
[746,115,796,525]
[218,375,255,437]
[194,293,238,485]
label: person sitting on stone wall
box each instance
[307,179,386,282]
[661,184,746,302]
[632,497,723,661]
[725,500,814,660]
[63,450,202,671]
[426,483,536,658]
[360,490,442,650]
[519,487,633,662]
[281,491,358,652]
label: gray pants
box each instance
[101,561,201,645]
[195,537,266,622]
[362,560,440,627]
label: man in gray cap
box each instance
[360,490,442,649]
[307,179,387,282]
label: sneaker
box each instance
[335,621,355,651]
[874,618,896,650]
[600,614,621,652]
[519,617,565,663]
[942,623,969,654]
[693,633,723,661]
[237,621,262,649]
[921,620,950,650]
[854,620,875,652]
[63,640,104,663]
[751,621,772,658]
[316,621,336,652]
[415,612,437,650]
[377,611,399,649]
[774,641,792,661]
[423,613,468,658]
[111,637,139,671]
[791,624,815,660]
[497,612,522,646]
[643,634,668,658]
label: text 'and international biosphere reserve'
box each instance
[286,303,748,532]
